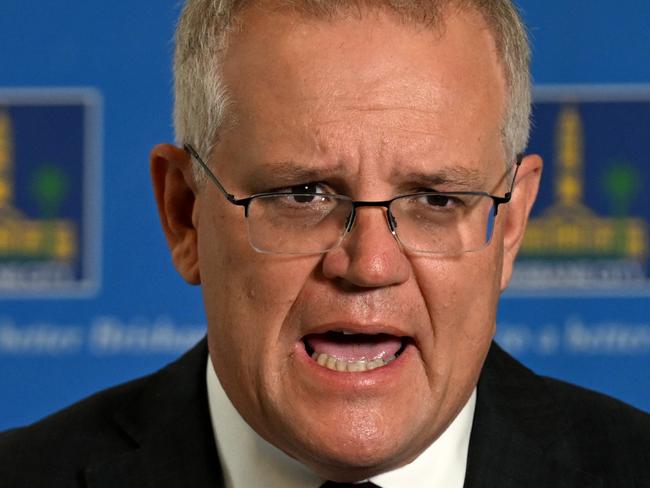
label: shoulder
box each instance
[0,339,209,487]
[0,374,150,485]
[540,376,650,486]
[541,374,650,458]
[476,342,650,486]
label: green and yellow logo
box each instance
[0,110,77,265]
[514,102,649,290]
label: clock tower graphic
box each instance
[0,109,78,288]
[515,103,649,289]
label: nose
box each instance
[321,206,410,288]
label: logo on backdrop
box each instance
[0,90,101,297]
[511,86,650,294]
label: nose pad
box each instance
[341,205,399,250]
[343,207,396,236]
[322,204,409,287]
[387,210,397,232]
[344,209,356,232]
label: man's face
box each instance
[168,5,538,481]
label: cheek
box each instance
[198,213,321,370]
[198,205,315,332]
[412,250,501,345]
[409,252,500,417]
[219,256,322,328]
[199,213,323,417]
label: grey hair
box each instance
[173,0,531,180]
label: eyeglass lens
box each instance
[244,192,497,255]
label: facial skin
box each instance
[151,5,541,482]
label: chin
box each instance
[279,407,424,480]
[300,440,415,482]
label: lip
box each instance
[300,321,412,339]
[293,340,418,390]
[293,324,419,391]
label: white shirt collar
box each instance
[207,357,476,488]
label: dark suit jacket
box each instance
[1,339,648,487]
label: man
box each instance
[1,0,649,486]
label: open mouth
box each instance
[302,331,410,373]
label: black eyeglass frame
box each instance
[184,143,523,248]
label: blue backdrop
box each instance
[1,1,648,430]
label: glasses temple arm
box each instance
[502,153,524,202]
[183,144,237,203]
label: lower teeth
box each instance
[311,352,397,372]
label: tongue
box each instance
[305,332,403,361]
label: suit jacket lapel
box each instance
[464,342,603,488]
[84,339,225,488]
[80,338,606,487]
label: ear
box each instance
[500,154,542,290]
[150,144,201,285]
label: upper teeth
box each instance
[311,352,397,372]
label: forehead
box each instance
[218,6,507,180]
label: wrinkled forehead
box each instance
[216,3,508,185]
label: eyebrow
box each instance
[395,166,488,191]
[243,160,489,192]
[244,160,345,187]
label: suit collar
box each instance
[84,338,224,487]
[81,338,606,487]
[464,342,603,488]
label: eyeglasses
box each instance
[185,144,522,256]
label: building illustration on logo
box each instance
[0,111,78,266]
[0,90,101,296]
[513,101,649,290]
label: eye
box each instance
[260,182,339,217]
[289,183,327,194]
[415,192,465,209]
[424,194,451,207]
[286,183,330,203]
